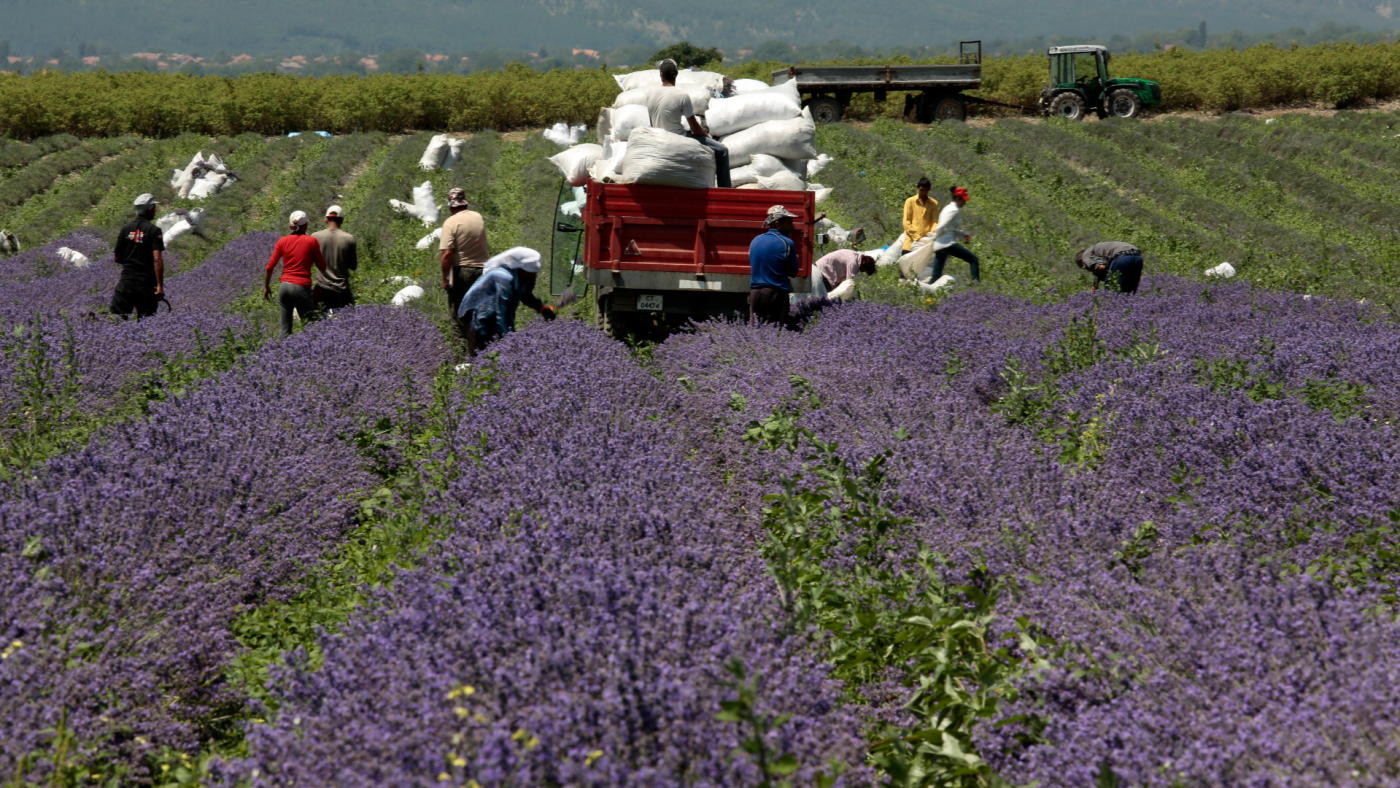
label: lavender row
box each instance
[0,306,447,781]
[652,279,1400,786]
[231,320,870,788]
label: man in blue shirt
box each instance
[456,247,557,354]
[749,204,800,327]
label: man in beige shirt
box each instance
[312,204,357,311]
[439,187,490,352]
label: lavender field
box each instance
[3,113,1400,787]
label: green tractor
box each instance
[1038,45,1161,120]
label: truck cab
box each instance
[551,179,815,339]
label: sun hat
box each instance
[447,188,469,208]
[133,193,159,208]
[765,204,797,226]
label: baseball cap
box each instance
[447,188,469,208]
[765,204,797,226]
[289,210,309,227]
[133,193,159,208]
[325,204,344,218]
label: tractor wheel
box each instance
[932,95,967,122]
[806,95,843,124]
[1048,92,1087,121]
[1107,89,1143,119]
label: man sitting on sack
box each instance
[646,58,732,188]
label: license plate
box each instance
[636,294,664,311]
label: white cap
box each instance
[326,205,344,218]
[289,210,309,227]
[133,193,159,208]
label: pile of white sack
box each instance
[155,208,206,242]
[548,72,835,201]
[170,152,237,200]
[56,246,91,268]
[419,134,466,171]
[543,122,588,148]
[0,230,18,256]
[390,181,442,228]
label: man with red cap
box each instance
[926,186,978,284]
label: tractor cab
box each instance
[1039,45,1162,121]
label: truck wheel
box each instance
[932,95,966,122]
[1048,92,1087,121]
[595,293,631,340]
[806,96,843,124]
[1107,89,1143,119]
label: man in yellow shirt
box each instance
[902,177,939,252]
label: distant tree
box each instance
[377,47,424,74]
[0,40,9,64]
[649,41,723,68]
[213,50,232,65]
[750,40,797,63]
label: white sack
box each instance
[568,124,587,144]
[614,85,711,116]
[156,212,182,233]
[900,241,938,280]
[729,153,800,186]
[543,122,575,147]
[187,172,228,200]
[807,153,833,177]
[56,247,91,268]
[705,82,802,138]
[827,278,856,301]
[383,275,417,285]
[611,104,651,142]
[412,181,440,227]
[593,140,628,181]
[612,73,630,90]
[172,152,205,197]
[164,219,195,242]
[549,143,604,187]
[1206,262,1236,278]
[389,198,421,219]
[419,134,450,171]
[0,231,18,256]
[185,207,206,231]
[916,275,957,293]
[720,107,818,167]
[812,187,833,205]
[416,228,443,250]
[205,153,229,175]
[391,285,425,306]
[559,200,583,218]
[755,170,806,191]
[875,235,904,267]
[442,138,466,171]
[618,69,726,95]
[732,78,771,93]
[617,127,715,190]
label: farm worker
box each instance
[926,186,979,284]
[647,58,732,188]
[813,248,876,292]
[901,176,938,252]
[1076,241,1143,294]
[440,187,491,354]
[748,205,800,327]
[264,210,328,337]
[312,204,357,312]
[110,193,166,319]
[454,247,557,353]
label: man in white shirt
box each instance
[927,186,979,283]
[645,59,732,188]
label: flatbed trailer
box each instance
[771,41,985,123]
[551,180,815,338]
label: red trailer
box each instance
[552,180,815,338]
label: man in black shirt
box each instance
[111,193,166,318]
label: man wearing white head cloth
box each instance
[455,247,556,354]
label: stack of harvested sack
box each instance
[419,134,466,172]
[170,152,237,200]
[548,67,834,199]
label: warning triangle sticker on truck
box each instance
[624,240,642,256]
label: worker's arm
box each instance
[345,238,358,271]
[264,240,282,300]
[902,198,916,240]
[153,251,164,297]
[312,241,328,276]
[440,247,455,290]
[686,115,707,138]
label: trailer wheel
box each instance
[806,95,843,124]
[1049,92,1087,121]
[932,95,967,122]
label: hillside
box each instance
[4,0,1399,56]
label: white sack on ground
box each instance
[1206,262,1236,278]
[56,247,91,268]
[549,143,604,187]
[732,78,771,93]
[756,170,806,191]
[900,240,938,280]
[543,122,575,147]
[185,208,206,231]
[917,275,957,293]
[412,181,440,227]
[389,199,422,219]
[164,219,195,242]
[419,134,450,171]
[416,228,443,250]
[807,153,833,177]
[156,212,182,233]
[187,172,228,200]
[443,138,466,170]
[720,107,818,166]
[812,187,832,205]
[391,285,425,306]
[611,104,651,141]
[827,278,856,301]
[875,235,904,267]
[205,153,230,175]
[617,127,715,190]
[173,152,206,198]
[0,231,18,256]
[705,83,802,138]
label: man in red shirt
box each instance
[264,210,328,337]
